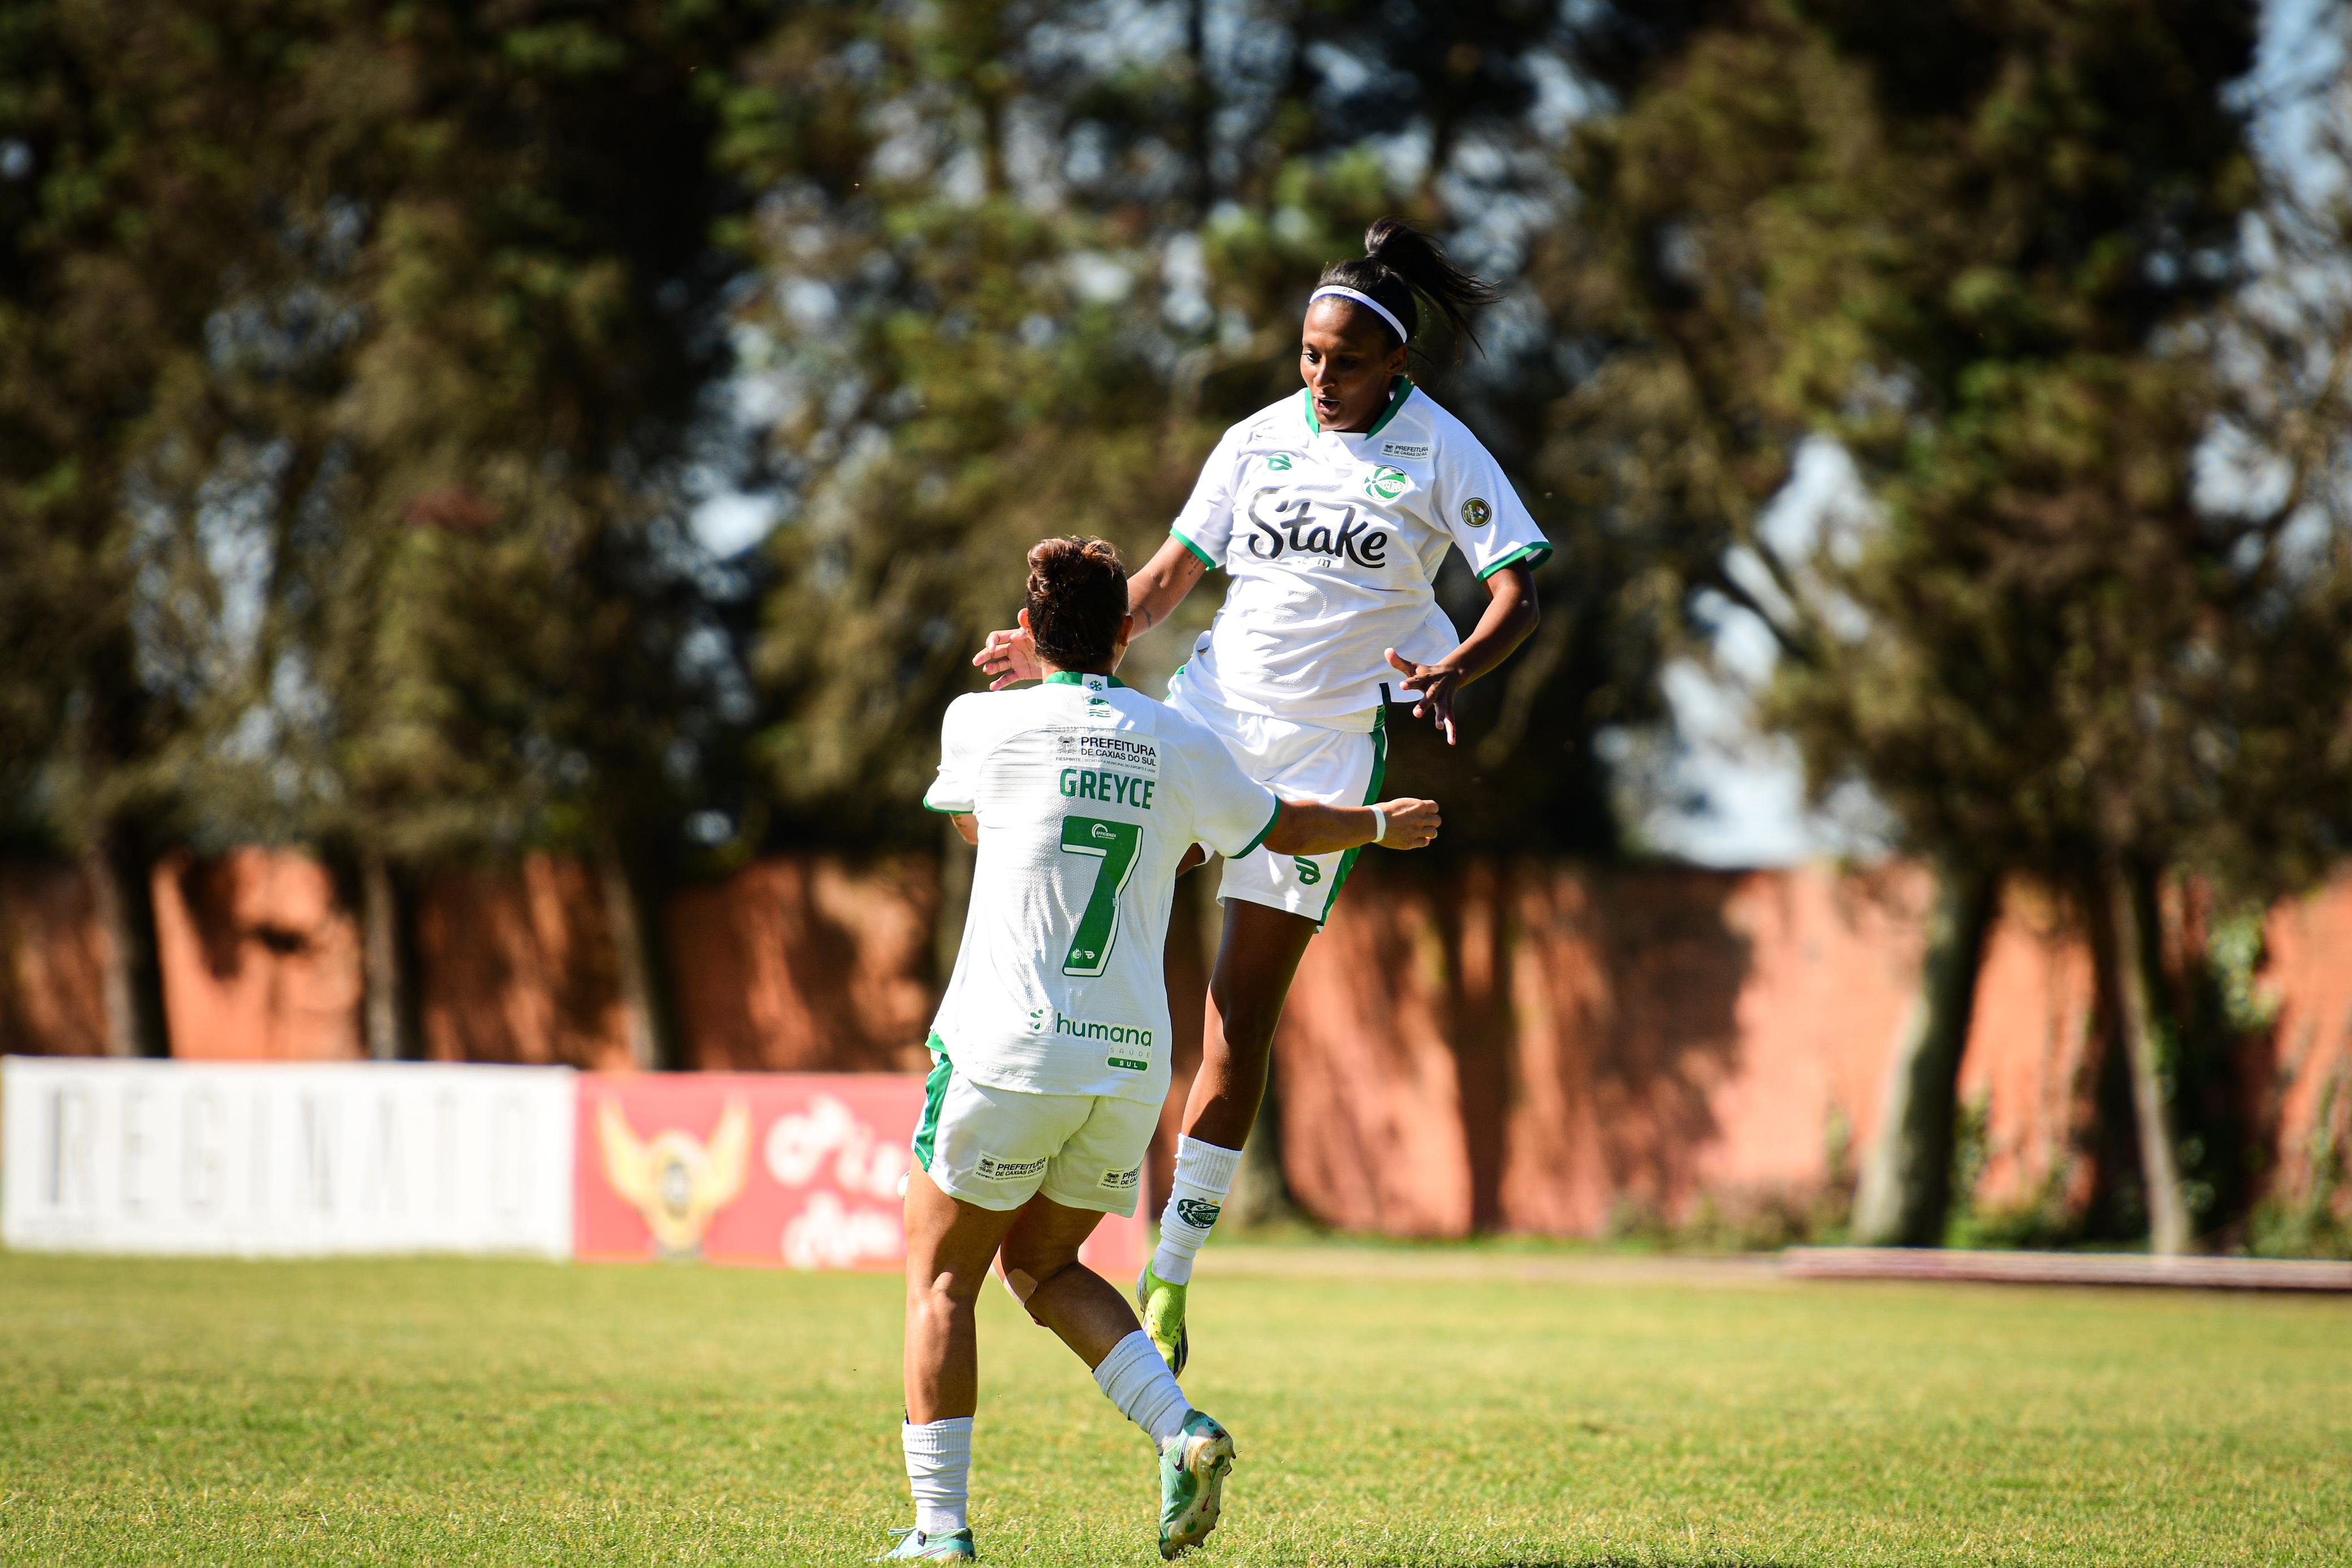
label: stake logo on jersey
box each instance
[1244,489,1390,568]
[923,675,1281,1104]
[1166,378,1555,722]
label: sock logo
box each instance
[1175,1198,1222,1229]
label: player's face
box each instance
[1299,300,1408,432]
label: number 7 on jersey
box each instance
[1060,816,1143,976]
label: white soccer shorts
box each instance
[1165,668,1386,926]
[913,1046,1161,1215]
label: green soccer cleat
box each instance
[1135,1265,1189,1376]
[1157,1410,1235,1559]
[876,1526,976,1561]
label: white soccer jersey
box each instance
[922,672,1281,1104]
[1169,379,1552,725]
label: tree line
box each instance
[5,0,2349,1250]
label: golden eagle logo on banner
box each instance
[595,1097,750,1259]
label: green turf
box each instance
[2,1249,2346,1565]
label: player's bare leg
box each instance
[1142,900,1318,1372]
[903,1168,1024,1426]
[1001,1194,1237,1557]
[892,1169,1023,1560]
[1187,900,1320,1147]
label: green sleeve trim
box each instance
[922,800,972,816]
[1171,529,1217,570]
[1477,543,1553,581]
[1235,795,1283,859]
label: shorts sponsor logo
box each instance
[1294,856,1324,885]
[975,1153,1048,1182]
[1365,465,1410,503]
[1175,1198,1222,1229]
[1460,496,1492,528]
[1103,1166,1142,1190]
[1379,440,1430,461]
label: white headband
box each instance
[1309,285,1410,344]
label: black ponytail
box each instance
[1315,218,1502,361]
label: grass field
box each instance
[3,1245,2347,1565]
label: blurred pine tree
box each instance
[1563,0,2352,1248]
[725,0,1683,854]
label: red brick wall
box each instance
[7,848,2347,1239]
[666,856,937,1073]
[153,848,364,1061]
[0,863,112,1057]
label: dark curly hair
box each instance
[1024,536,1129,670]
[1315,217,1502,362]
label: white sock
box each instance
[1151,1136,1241,1285]
[1093,1329,1192,1445]
[902,1417,972,1536]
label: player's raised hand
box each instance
[973,625,1041,689]
[1373,796,1441,850]
[1383,647,1461,745]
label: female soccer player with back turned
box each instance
[974,220,1549,1373]
[893,538,1438,1561]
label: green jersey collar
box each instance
[1302,376,1415,438]
[1044,671,1126,689]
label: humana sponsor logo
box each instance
[1028,1007,1153,1049]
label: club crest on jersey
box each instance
[1365,465,1411,502]
[1460,496,1492,528]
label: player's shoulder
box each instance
[1397,385,1494,462]
[1129,695,1229,774]
[941,685,1051,747]
[1217,395,1309,452]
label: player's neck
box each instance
[1039,662,1124,685]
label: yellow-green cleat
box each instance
[1135,1265,1189,1375]
[1157,1410,1235,1558]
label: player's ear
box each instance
[1017,606,1033,634]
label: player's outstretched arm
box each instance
[1382,561,1540,744]
[972,538,1206,690]
[1262,796,1439,857]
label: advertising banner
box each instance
[1,1056,575,1258]
[576,1072,1148,1279]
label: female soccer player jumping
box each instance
[974,220,1549,1375]
[890,538,1439,1561]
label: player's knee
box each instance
[910,1266,987,1315]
